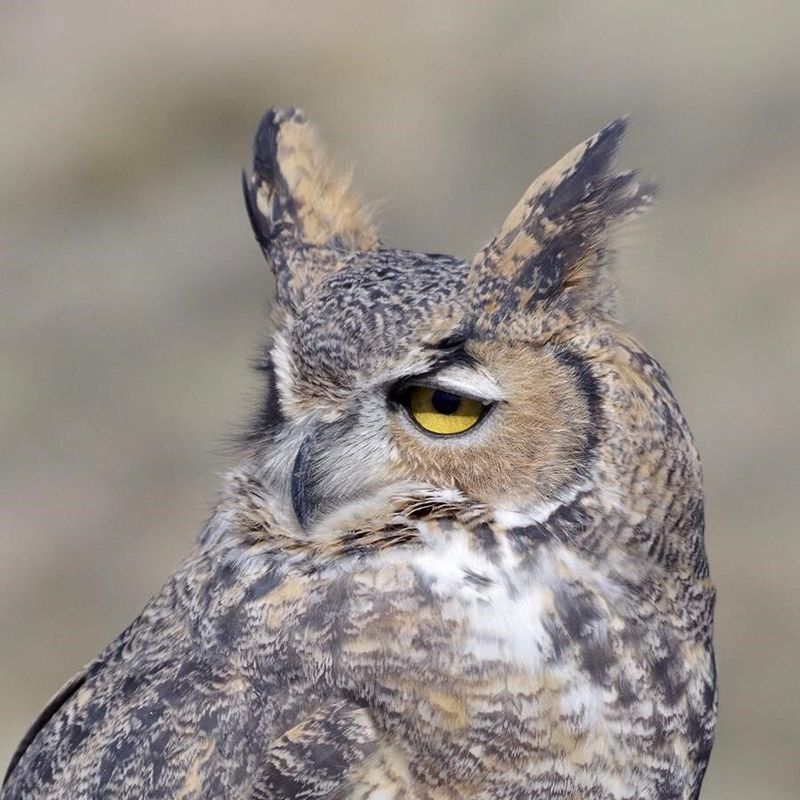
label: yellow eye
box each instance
[407,386,485,435]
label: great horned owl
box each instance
[2,109,716,799]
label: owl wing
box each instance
[2,668,88,786]
[2,675,393,800]
[0,548,416,799]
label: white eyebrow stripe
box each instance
[425,365,505,402]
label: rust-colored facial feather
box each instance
[388,342,595,507]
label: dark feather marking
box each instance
[540,118,628,221]
[242,358,286,448]
[244,569,283,602]
[431,332,468,351]
[553,347,603,471]
[472,522,500,560]
[248,108,301,249]
[554,587,617,683]
[462,568,494,588]
[651,634,689,707]
[242,170,269,251]
[291,432,318,530]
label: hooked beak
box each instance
[290,429,321,530]
[288,415,386,531]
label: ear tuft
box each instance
[243,108,380,311]
[245,108,379,252]
[469,118,656,332]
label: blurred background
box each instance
[1,1,798,796]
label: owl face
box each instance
[259,256,596,528]
[243,109,660,533]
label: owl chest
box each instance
[336,537,705,797]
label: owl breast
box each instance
[321,520,711,798]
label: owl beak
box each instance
[288,415,384,531]
[290,427,322,530]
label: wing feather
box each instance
[2,668,88,786]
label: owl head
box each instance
[242,109,701,569]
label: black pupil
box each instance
[431,390,462,415]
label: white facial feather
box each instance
[424,364,506,403]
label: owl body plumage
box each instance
[2,109,716,799]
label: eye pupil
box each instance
[431,390,461,415]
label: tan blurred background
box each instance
[1,1,798,796]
